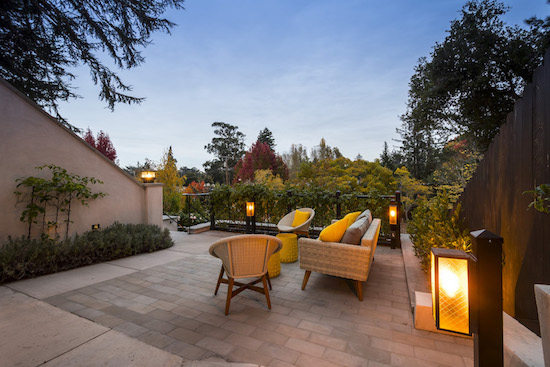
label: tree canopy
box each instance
[257,128,276,150]
[396,0,549,180]
[310,138,342,162]
[233,142,288,183]
[157,146,185,214]
[83,128,117,163]
[282,144,309,180]
[0,0,184,128]
[203,122,246,184]
[296,157,395,194]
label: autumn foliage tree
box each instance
[83,128,118,162]
[157,146,185,214]
[233,142,288,183]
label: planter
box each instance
[535,284,550,367]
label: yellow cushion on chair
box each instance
[343,211,362,227]
[291,209,310,227]
[319,218,348,242]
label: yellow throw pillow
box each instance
[291,209,310,227]
[343,211,361,227]
[319,218,348,242]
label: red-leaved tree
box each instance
[83,128,118,162]
[184,181,206,194]
[233,142,288,183]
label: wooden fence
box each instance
[459,49,550,334]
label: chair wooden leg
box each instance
[266,271,272,290]
[355,280,363,301]
[225,277,234,315]
[301,270,311,290]
[214,266,225,295]
[262,274,271,309]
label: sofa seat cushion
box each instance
[319,218,348,242]
[341,216,371,245]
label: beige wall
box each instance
[0,79,163,243]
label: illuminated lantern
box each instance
[431,247,472,335]
[389,204,397,225]
[246,201,255,217]
[140,171,156,183]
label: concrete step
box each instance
[189,223,211,234]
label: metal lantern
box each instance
[389,203,398,225]
[140,170,156,183]
[246,201,255,217]
[431,247,473,335]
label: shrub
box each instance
[0,223,173,284]
[408,191,471,272]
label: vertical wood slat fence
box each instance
[459,49,550,334]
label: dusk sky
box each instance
[57,0,549,170]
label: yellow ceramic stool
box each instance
[267,251,281,278]
[277,233,298,263]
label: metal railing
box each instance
[181,189,402,247]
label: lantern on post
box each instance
[389,199,398,249]
[245,201,256,234]
[431,248,473,336]
[389,202,398,226]
[140,170,156,183]
[246,202,255,217]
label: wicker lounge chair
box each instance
[277,208,315,237]
[298,218,381,301]
[209,234,282,314]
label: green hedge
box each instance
[208,183,394,234]
[0,223,174,284]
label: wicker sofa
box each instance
[298,217,381,301]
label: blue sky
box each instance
[57,0,549,170]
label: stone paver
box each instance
[6,231,473,366]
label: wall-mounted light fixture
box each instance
[431,247,473,336]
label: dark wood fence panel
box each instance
[460,49,550,334]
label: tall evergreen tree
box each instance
[257,128,276,150]
[0,0,184,129]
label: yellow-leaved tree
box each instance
[156,146,185,214]
[254,169,284,190]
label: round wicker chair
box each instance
[277,208,315,237]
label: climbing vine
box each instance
[15,165,106,239]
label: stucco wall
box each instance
[0,79,162,242]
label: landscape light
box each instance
[246,201,255,217]
[431,247,472,335]
[140,171,156,183]
[389,203,397,225]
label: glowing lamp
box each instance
[389,204,398,225]
[431,247,472,335]
[246,201,255,217]
[140,171,156,183]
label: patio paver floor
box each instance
[41,231,473,367]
